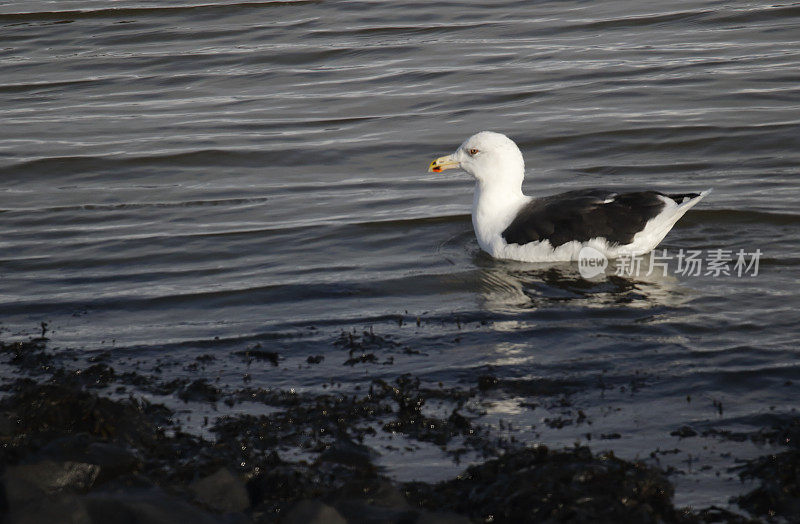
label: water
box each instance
[2,0,800,510]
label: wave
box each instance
[689,208,800,226]
[0,2,313,22]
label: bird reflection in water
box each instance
[471,250,691,315]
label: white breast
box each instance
[471,183,531,257]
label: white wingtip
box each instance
[683,188,711,205]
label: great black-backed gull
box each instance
[428,131,710,262]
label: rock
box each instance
[233,348,279,366]
[37,434,140,484]
[317,438,376,471]
[670,425,698,438]
[178,379,221,404]
[415,511,472,524]
[4,461,100,505]
[75,363,116,387]
[190,467,250,513]
[282,499,346,524]
[0,381,172,450]
[365,480,411,510]
[85,487,221,524]
[477,375,499,391]
[5,494,92,524]
[334,499,419,524]
[404,446,682,523]
[735,449,800,519]
[0,411,16,437]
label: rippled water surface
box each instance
[2,0,800,510]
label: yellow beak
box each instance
[428,154,460,173]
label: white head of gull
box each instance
[429,131,710,263]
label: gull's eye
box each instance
[469,148,479,155]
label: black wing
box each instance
[502,189,699,248]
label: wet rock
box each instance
[755,415,800,449]
[73,363,116,387]
[694,506,757,523]
[84,487,222,524]
[4,494,91,524]
[233,346,279,366]
[375,375,481,450]
[190,467,250,513]
[178,379,221,404]
[544,416,573,429]
[0,410,16,436]
[414,510,472,523]
[335,478,474,524]
[477,374,499,391]
[0,381,172,450]
[282,499,346,524]
[334,499,419,524]
[735,449,800,519]
[405,446,683,522]
[214,384,397,458]
[337,480,467,523]
[246,461,330,515]
[0,339,53,374]
[3,461,100,509]
[343,353,378,366]
[37,434,141,484]
[318,438,377,471]
[368,479,413,509]
[778,418,800,449]
[671,425,698,438]
[0,332,778,524]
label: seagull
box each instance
[428,131,709,262]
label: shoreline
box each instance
[2,333,794,522]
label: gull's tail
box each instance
[631,189,711,255]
